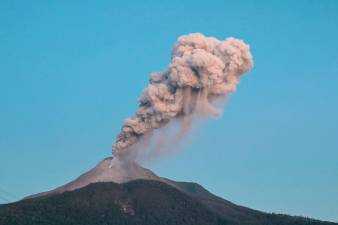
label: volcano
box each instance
[1,158,336,225]
[26,157,160,199]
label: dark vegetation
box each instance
[0,180,336,225]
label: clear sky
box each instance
[1,0,337,222]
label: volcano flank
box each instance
[0,158,336,225]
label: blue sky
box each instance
[1,0,338,222]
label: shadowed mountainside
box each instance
[0,180,229,225]
[0,180,336,225]
[2,158,336,225]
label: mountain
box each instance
[1,158,336,225]
[26,157,160,199]
[0,180,229,225]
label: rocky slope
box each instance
[3,158,335,225]
[1,180,336,225]
[26,157,160,199]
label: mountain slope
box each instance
[10,158,337,225]
[164,179,265,223]
[27,157,160,199]
[0,180,229,225]
[1,180,336,225]
[23,157,275,224]
[164,180,336,225]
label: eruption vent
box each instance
[113,33,253,159]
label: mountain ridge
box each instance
[5,157,336,225]
[26,157,160,199]
[1,179,336,225]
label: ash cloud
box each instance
[113,33,253,159]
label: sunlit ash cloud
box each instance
[112,33,253,161]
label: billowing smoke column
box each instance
[113,33,253,159]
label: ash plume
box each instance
[113,33,253,159]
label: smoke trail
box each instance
[112,33,253,159]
